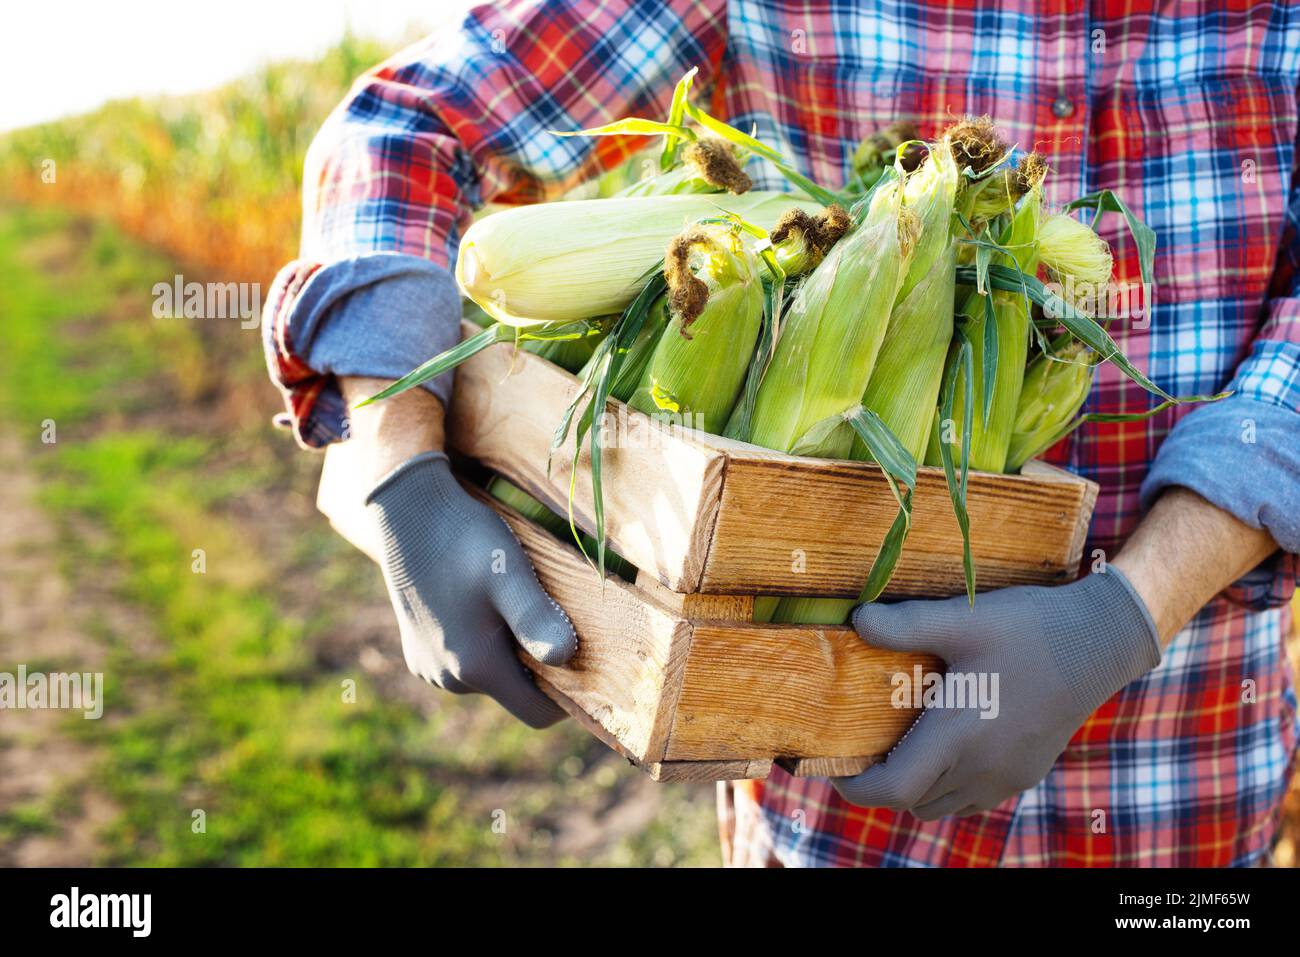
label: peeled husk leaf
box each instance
[1037,212,1114,288]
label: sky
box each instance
[0,0,478,132]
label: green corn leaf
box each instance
[357,323,508,407]
[564,270,667,578]
[551,342,606,470]
[789,406,917,601]
[844,407,918,600]
[938,330,976,604]
[859,489,913,604]
[958,263,1177,403]
[974,241,993,296]
[1082,391,1231,422]
[661,67,697,171]
[358,318,603,407]
[981,292,998,428]
[680,101,840,207]
[553,118,698,142]
[724,271,785,442]
[843,406,918,495]
[1065,189,1156,288]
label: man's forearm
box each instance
[1111,487,1278,646]
[339,376,446,486]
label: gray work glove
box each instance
[365,451,576,728]
[835,567,1161,819]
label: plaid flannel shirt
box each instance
[263,0,1300,866]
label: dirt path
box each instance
[0,427,115,865]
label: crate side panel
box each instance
[700,456,1096,596]
[663,622,941,761]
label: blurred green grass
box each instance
[0,205,719,866]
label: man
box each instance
[263,0,1300,866]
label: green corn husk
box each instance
[847,121,920,194]
[925,184,1043,473]
[1005,339,1097,472]
[776,258,958,624]
[775,149,959,626]
[487,476,637,581]
[627,225,765,434]
[854,245,959,462]
[456,192,819,326]
[854,141,962,462]
[752,596,781,623]
[748,182,915,456]
[616,162,720,197]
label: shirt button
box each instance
[1052,96,1075,119]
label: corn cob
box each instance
[854,139,962,462]
[627,224,765,433]
[773,130,1008,625]
[748,182,917,456]
[755,187,919,628]
[1005,339,1098,471]
[926,162,1046,473]
[456,192,819,326]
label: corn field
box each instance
[0,33,394,283]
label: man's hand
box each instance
[835,488,1278,818]
[341,377,576,729]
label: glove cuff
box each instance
[364,450,451,507]
[1045,567,1162,714]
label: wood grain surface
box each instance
[445,324,1099,599]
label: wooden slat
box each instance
[645,758,773,783]
[663,622,939,762]
[447,322,725,593]
[444,324,1099,598]
[540,672,771,782]
[634,571,754,621]
[778,755,879,778]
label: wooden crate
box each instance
[316,327,1099,781]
